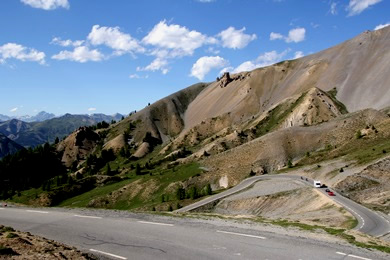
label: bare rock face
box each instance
[57,126,100,167]
[218,72,233,88]
[335,157,390,213]
[217,72,249,88]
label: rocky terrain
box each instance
[214,178,355,228]
[77,27,390,166]
[0,225,96,259]
[2,27,390,230]
[336,157,390,213]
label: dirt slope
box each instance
[67,27,389,163]
[214,178,354,228]
[184,27,390,131]
[0,225,96,259]
[335,156,390,213]
[201,109,388,187]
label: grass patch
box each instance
[327,88,348,114]
[345,138,390,164]
[343,216,359,229]
[0,226,14,232]
[254,92,307,137]
[6,233,18,239]
[297,137,390,167]
[112,162,204,210]
[59,162,204,210]
[58,178,135,207]
[9,188,43,205]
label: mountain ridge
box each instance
[0,133,24,158]
[0,113,124,148]
[2,27,390,224]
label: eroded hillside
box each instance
[95,27,390,163]
[4,27,390,219]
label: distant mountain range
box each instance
[0,111,125,123]
[0,113,124,148]
[0,111,56,122]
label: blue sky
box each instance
[0,0,389,116]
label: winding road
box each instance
[0,206,388,260]
[0,175,389,259]
[175,174,390,237]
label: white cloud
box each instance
[219,66,234,75]
[256,49,290,67]
[51,46,103,63]
[374,22,390,30]
[270,32,284,40]
[129,74,149,79]
[10,107,18,113]
[0,43,45,64]
[51,37,84,47]
[88,108,96,111]
[88,25,145,54]
[21,0,69,10]
[329,2,338,15]
[137,58,169,74]
[286,27,306,43]
[231,49,290,73]
[218,27,257,49]
[270,28,306,43]
[346,0,382,16]
[293,51,304,59]
[233,61,258,73]
[190,56,228,80]
[143,20,216,57]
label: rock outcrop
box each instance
[57,126,100,167]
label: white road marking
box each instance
[74,215,102,219]
[26,210,49,214]
[90,249,127,260]
[217,230,266,240]
[348,254,372,260]
[212,245,227,250]
[137,221,174,226]
[335,252,371,260]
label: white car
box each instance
[313,180,321,188]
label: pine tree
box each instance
[176,187,185,200]
[287,159,293,168]
[206,184,212,195]
[106,164,111,175]
[136,164,141,175]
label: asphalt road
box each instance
[0,206,388,260]
[175,174,390,237]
